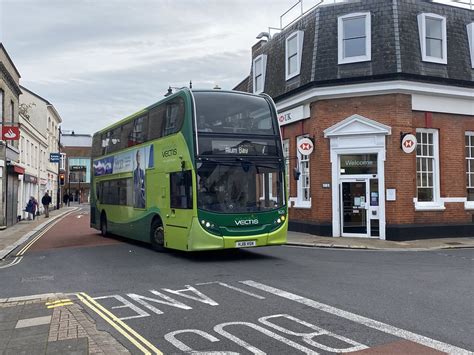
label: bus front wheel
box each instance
[100,213,108,237]
[150,219,166,252]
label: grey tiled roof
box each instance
[236,0,473,100]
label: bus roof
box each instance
[93,88,266,136]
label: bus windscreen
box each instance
[194,92,277,136]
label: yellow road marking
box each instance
[78,292,162,355]
[47,302,74,309]
[46,299,71,305]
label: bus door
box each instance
[165,170,194,250]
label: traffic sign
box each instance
[297,137,314,155]
[49,153,61,163]
[401,134,417,154]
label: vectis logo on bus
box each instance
[235,218,259,226]
[2,126,20,140]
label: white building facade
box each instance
[18,86,62,216]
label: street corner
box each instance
[0,293,129,354]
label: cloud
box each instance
[0,0,300,133]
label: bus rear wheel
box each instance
[100,213,108,237]
[151,219,166,252]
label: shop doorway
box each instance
[340,178,380,238]
[341,180,368,236]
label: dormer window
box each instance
[253,54,267,94]
[468,23,474,69]
[338,12,371,64]
[285,31,304,80]
[417,13,447,64]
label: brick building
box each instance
[61,132,92,204]
[235,0,474,240]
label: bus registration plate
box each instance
[236,241,256,248]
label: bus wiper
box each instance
[235,157,279,171]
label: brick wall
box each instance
[283,93,474,228]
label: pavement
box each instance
[0,293,129,354]
[286,231,474,250]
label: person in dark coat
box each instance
[63,193,70,207]
[42,192,52,217]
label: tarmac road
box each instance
[1,206,472,354]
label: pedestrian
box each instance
[25,197,34,220]
[31,197,38,220]
[63,192,70,207]
[42,192,52,218]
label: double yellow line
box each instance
[77,292,162,354]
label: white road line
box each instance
[196,281,266,300]
[0,256,23,269]
[241,280,471,355]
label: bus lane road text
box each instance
[86,280,470,354]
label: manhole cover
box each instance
[444,242,463,245]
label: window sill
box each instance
[414,201,446,211]
[421,56,447,65]
[338,56,371,65]
[465,201,474,210]
[289,198,311,209]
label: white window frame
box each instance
[338,12,371,64]
[282,139,290,193]
[285,31,304,80]
[294,135,311,208]
[417,13,447,64]
[414,128,444,211]
[467,23,474,69]
[465,132,474,209]
[253,54,267,94]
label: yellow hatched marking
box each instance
[77,292,162,354]
[47,302,74,309]
[46,299,71,305]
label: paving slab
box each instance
[16,316,51,329]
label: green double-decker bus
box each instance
[90,88,287,251]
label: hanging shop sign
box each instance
[70,165,86,172]
[24,174,38,184]
[49,153,61,163]
[2,126,20,140]
[297,137,314,155]
[401,134,417,154]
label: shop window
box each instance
[253,54,267,94]
[170,170,193,209]
[465,132,474,204]
[468,23,474,69]
[295,135,311,208]
[415,129,444,210]
[285,31,304,80]
[417,13,447,64]
[338,12,371,64]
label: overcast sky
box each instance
[0,0,468,134]
[0,0,299,133]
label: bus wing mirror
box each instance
[293,167,301,181]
